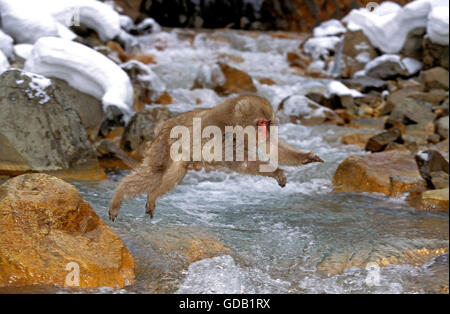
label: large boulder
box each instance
[333,151,425,196]
[0,69,106,180]
[0,174,135,289]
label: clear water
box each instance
[3,29,448,294]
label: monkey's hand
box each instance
[301,152,324,165]
[274,168,286,187]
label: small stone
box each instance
[420,67,449,90]
[365,128,403,153]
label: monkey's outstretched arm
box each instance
[275,139,323,166]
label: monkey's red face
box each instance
[256,118,271,140]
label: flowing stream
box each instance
[3,28,449,294]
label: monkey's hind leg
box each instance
[109,168,162,221]
[145,161,188,218]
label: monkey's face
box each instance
[233,96,275,140]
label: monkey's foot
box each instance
[274,169,286,188]
[145,201,155,219]
[109,202,120,222]
[302,153,324,165]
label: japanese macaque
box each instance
[109,95,323,221]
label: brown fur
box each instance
[109,95,323,221]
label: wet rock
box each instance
[51,78,105,140]
[436,116,449,139]
[154,91,173,105]
[430,171,449,190]
[120,60,165,110]
[333,151,424,196]
[98,105,127,140]
[415,150,449,189]
[215,62,257,96]
[401,28,426,60]
[422,37,449,70]
[407,89,447,107]
[364,55,412,79]
[409,188,449,212]
[342,76,388,93]
[387,96,436,126]
[405,121,435,137]
[420,67,449,91]
[107,42,156,65]
[337,30,377,78]
[257,77,276,86]
[348,117,387,130]
[277,95,342,125]
[95,139,140,171]
[121,107,173,159]
[0,69,106,180]
[365,129,403,153]
[0,173,135,288]
[193,62,257,96]
[286,51,310,69]
[341,132,377,148]
[318,247,448,275]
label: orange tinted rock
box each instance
[258,77,276,86]
[333,151,424,196]
[341,132,377,148]
[318,247,448,275]
[155,91,173,105]
[409,188,449,212]
[0,174,134,289]
[215,63,257,96]
[107,41,156,64]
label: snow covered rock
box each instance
[278,95,340,125]
[0,69,106,180]
[0,0,121,44]
[13,44,34,61]
[351,54,423,79]
[326,81,363,98]
[0,30,14,59]
[343,0,450,54]
[24,37,133,117]
[0,51,9,74]
[333,29,378,78]
[120,60,166,106]
[313,19,346,37]
[427,5,449,46]
[303,36,342,60]
[135,18,161,35]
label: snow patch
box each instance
[0,0,121,43]
[24,37,133,116]
[0,30,14,59]
[303,36,342,60]
[0,51,9,74]
[17,70,52,104]
[326,81,363,98]
[13,44,34,60]
[343,0,450,53]
[313,19,347,37]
